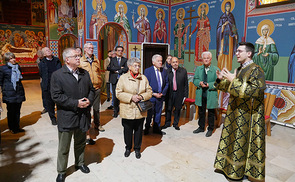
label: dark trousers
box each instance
[41,84,46,109]
[145,98,163,129]
[43,89,56,123]
[93,89,100,126]
[106,82,111,100]
[6,102,22,132]
[165,92,181,127]
[57,129,86,174]
[198,97,215,131]
[122,118,144,151]
[112,83,119,115]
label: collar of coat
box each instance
[127,71,142,80]
[62,65,86,75]
[81,54,98,63]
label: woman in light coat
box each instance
[116,57,152,159]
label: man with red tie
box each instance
[162,57,188,131]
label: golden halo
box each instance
[156,8,165,20]
[115,1,127,14]
[257,19,275,37]
[176,8,185,20]
[92,0,106,11]
[198,3,209,17]
[0,30,4,35]
[78,0,83,11]
[221,0,235,13]
[137,4,148,17]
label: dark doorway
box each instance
[142,43,169,72]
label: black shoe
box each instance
[161,124,169,130]
[112,113,118,118]
[41,109,47,114]
[143,128,149,135]
[86,138,96,145]
[52,120,57,125]
[206,130,213,137]
[107,105,114,110]
[56,173,66,182]
[10,130,18,134]
[193,128,204,134]
[153,130,166,135]
[124,149,131,157]
[135,151,141,159]
[0,147,3,154]
[174,126,180,130]
[75,164,90,173]
[107,98,110,102]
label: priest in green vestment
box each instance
[214,42,266,181]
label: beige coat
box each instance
[79,55,102,90]
[116,71,152,119]
[104,57,110,83]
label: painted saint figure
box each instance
[253,22,279,81]
[189,3,211,66]
[132,5,151,43]
[114,3,132,42]
[174,8,188,60]
[153,9,167,43]
[216,0,238,71]
[288,45,295,83]
[89,1,108,39]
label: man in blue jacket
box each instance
[144,54,168,135]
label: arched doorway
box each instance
[97,22,128,61]
[58,34,78,64]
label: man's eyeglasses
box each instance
[86,47,94,50]
[117,49,123,52]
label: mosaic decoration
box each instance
[50,40,59,57]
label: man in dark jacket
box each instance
[51,48,95,182]
[39,47,61,125]
[162,57,188,131]
[107,45,128,118]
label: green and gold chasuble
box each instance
[214,63,266,180]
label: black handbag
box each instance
[137,100,153,112]
[136,80,153,112]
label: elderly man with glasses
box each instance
[51,48,95,182]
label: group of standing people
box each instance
[0,40,266,182]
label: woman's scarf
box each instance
[7,62,22,90]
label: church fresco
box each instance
[0,24,45,64]
[132,4,151,43]
[253,19,279,81]
[153,8,167,43]
[48,0,77,40]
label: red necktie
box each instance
[173,70,177,91]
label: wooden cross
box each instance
[133,46,138,58]
[183,7,199,62]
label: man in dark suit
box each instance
[51,48,95,182]
[107,46,128,118]
[144,54,168,135]
[38,47,62,125]
[162,57,188,131]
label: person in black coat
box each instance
[51,48,95,182]
[38,47,62,125]
[0,52,26,135]
[107,45,128,118]
[162,57,188,130]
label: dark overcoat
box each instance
[51,65,95,132]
